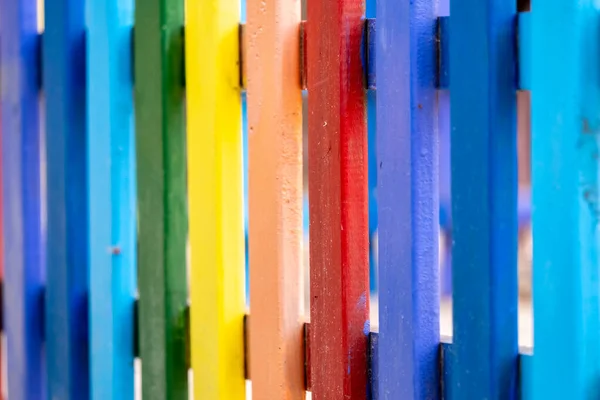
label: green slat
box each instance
[134,0,188,398]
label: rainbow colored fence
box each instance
[1,0,599,399]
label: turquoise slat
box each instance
[529,1,600,398]
[87,0,136,399]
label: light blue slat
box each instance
[449,0,519,398]
[87,0,136,399]
[529,1,600,398]
[0,0,45,398]
[44,0,89,397]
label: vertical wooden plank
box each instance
[449,0,519,398]
[0,112,3,400]
[246,0,304,393]
[0,0,44,397]
[87,0,136,398]
[530,1,600,398]
[186,0,245,396]
[376,0,440,398]
[135,0,188,398]
[307,0,369,395]
[43,0,89,397]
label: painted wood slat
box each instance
[0,0,44,398]
[306,0,369,396]
[245,0,304,394]
[529,1,600,398]
[43,0,89,397]
[0,111,3,399]
[186,0,245,397]
[448,0,519,398]
[376,0,440,398]
[135,0,188,398]
[87,0,136,399]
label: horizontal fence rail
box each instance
[0,0,597,398]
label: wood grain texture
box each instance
[43,0,90,397]
[376,0,440,398]
[306,0,369,396]
[246,0,304,395]
[186,0,245,397]
[134,0,188,398]
[87,0,136,399]
[0,0,44,397]
[449,0,519,398]
[529,1,600,398]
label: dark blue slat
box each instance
[449,0,519,398]
[44,0,89,398]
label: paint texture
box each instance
[246,0,305,396]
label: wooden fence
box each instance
[0,0,598,399]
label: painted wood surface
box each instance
[87,0,136,399]
[0,112,2,399]
[306,0,369,395]
[0,0,44,397]
[186,0,245,396]
[245,0,304,394]
[43,0,89,397]
[135,0,188,398]
[448,0,519,398]
[529,1,600,398]
[376,0,440,398]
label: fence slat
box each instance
[87,0,136,399]
[529,2,600,398]
[306,0,369,396]
[376,0,440,398]
[134,0,188,398]
[448,0,519,398]
[246,0,304,394]
[0,0,44,398]
[186,0,245,397]
[43,0,89,397]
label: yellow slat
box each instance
[185,0,245,397]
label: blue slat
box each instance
[87,0,136,399]
[376,0,440,398]
[517,12,531,91]
[449,0,519,398]
[529,1,600,398]
[437,17,449,89]
[0,0,44,398]
[365,19,375,90]
[44,0,89,398]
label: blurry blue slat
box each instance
[517,12,531,91]
[366,19,375,90]
[449,0,519,398]
[437,17,449,89]
[376,0,440,398]
[0,0,44,398]
[368,332,378,400]
[529,1,600,398]
[87,0,136,399]
[44,0,89,398]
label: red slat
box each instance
[306,0,369,396]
